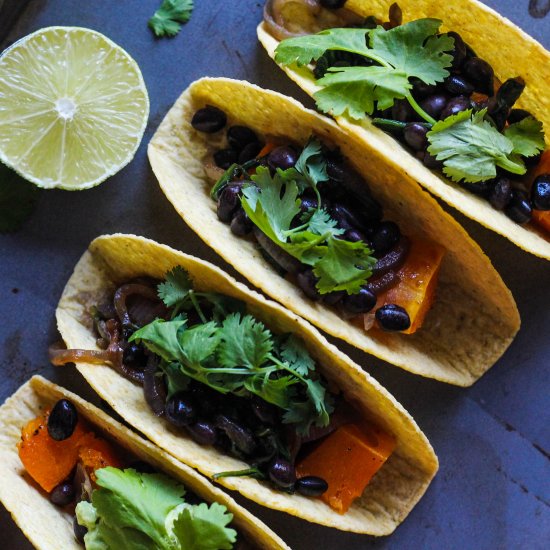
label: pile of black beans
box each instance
[160,381,328,496]
[192,106,412,332]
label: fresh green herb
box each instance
[75,467,236,550]
[275,19,454,122]
[0,163,39,233]
[426,109,539,183]
[503,116,545,158]
[212,467,265,480]
[131,268,333,435]
[149,0,194,38]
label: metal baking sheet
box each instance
[1,1,548,548]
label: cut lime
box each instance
[0,27,149,190]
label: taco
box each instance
[50,233,437,535]
[147,76,519,386]
[0,375,289,550]
[257,0,550,259]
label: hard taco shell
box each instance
[54,233,438,535]
[257,0,550,259]
[148,77,519,386]
[0,375,289,550]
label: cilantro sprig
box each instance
[131,267,333,435]
[275,19,454,123]
[427,110,545,183]
[238,138,376,294]
[149,0,194,38]
[75,468,236,550]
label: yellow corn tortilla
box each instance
[54,233,438,535]
[0,375,288,550]
[148,77,519,386]
[257,0,550,260]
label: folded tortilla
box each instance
[54,233,438,535]
[0,375,288,550]
[148,77,519,386]
[257,0,550,260]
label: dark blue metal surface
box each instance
[0,1,548,548]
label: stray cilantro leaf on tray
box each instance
[149,0,194,38]
[0,163,39,233]
[427,109,528,183]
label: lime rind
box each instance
[0,26,150,190]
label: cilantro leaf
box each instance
[368,19,454,85]
[170,502,236,550]
[427,109,527,183]
[275,20,453,120]
[242,167,301,241]
[179,322,221,366]
[130,318,187,363]
[305,208,344,237]
[149,0,194,38]
[294,137,329,189]
[279,334,316,377]
[158,266,193,308]
[244,374,298,409]
[315,65,410,118]
[274,28,372,67]
[0,164,39,233]
[313,237,376,294]
[504,116,545,157]
[218,313,273,370]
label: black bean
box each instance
[217,183,243,223]
[392,99,417,122]
[227,126,257,152]
[191,106,227,133]
[403,123,428,151]
[331,203,366,231]
[322,290,346,306]
[296,476,329,497]
[531,175,550,211]
[507,108,532,124]
[214,148,238,169]
[505,190,532,224]
[48,399,78,441]
[372,236,410,277]
[300,196,319,213]
[366,271,400,295]
[268,146,298,170]
[230,209,253,236]
[488,177,513,210]
[371,221,400,255]
[165,393,197,428]
[461,179,493,197]
[187,420,218,446]
[123,342,148,370]
[375,304,411,331]
[444,75,474,96]
[215,415,257,455]
[268,457,296,489]
[319,0,346,8]
[128,460,157,474]
[341,288,377,314]
[344,228,366,242]
[73,517,87,543]
[411,79,440,100]
[422,151,443,169]
[446,31,468,70]
[296,269,321,301]
[419,94,449,120]
[238,141,262,164]
[440,96,471,120]
[50,481,76,506]
[463,57,494,96]
[251,397,278,425]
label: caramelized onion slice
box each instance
[114,283,159,330]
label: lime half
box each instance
[0,27,149,190]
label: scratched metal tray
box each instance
[0,1,549,549]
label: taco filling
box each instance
[193,106,445,334]
[51,267,396,514]
[263,1,550,233]
[17,398,239,549]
